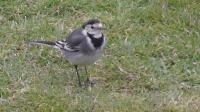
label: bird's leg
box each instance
[84,66,90,87]
[74,65,82,87]
[85,66,88,76]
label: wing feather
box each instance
[55,28,85,52]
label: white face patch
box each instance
[93,23,102,28]
[83,23,104,48]
[85,24,103,37]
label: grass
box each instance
[0,0,200,111]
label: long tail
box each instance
[28,40,79,52]
[28,40,58,48]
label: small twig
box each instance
[89,88,102,112]
[118,66,129,75]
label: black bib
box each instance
[87,33,104,48]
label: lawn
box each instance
[0,0,200,111]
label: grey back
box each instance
[65,28,85,46]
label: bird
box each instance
[28,19,106,87]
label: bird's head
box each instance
[82,19,105,35]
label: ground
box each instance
[0,0,200,111]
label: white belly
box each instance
[65,50,102,65]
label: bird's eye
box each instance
[91,26,94,29]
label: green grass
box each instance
[1,0,200,111]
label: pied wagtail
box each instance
[29,19,106,87]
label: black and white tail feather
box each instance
[28,40,79,52]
